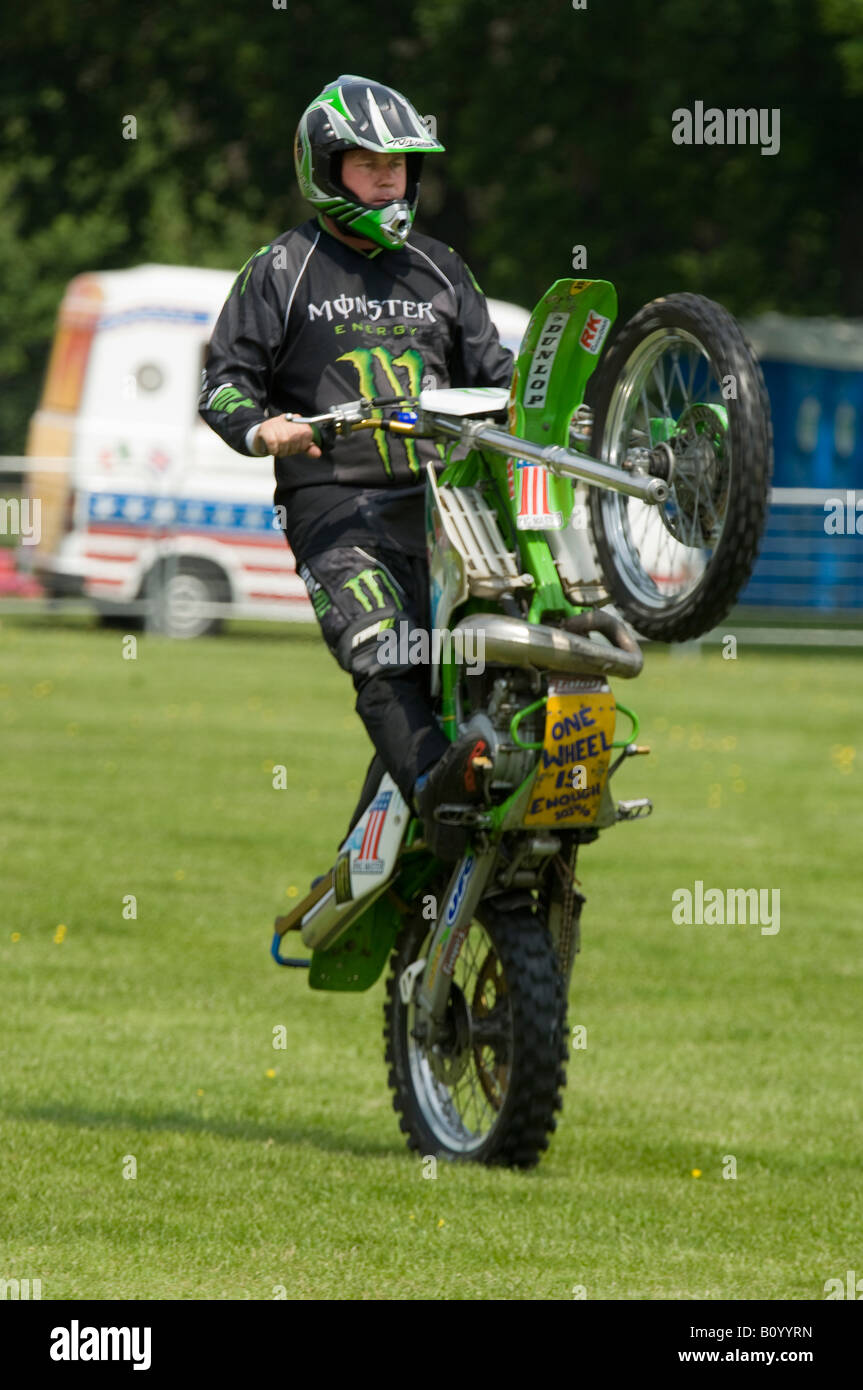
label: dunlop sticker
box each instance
[524,682,616,827]
[524,311,569,409]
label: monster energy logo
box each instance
[308,296,435,322]
[206,384,256,414]
[337,346,424,476]
[342,568,403,613]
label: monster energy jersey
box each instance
[199,217,513,559]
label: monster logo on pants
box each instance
[341,567,404,613]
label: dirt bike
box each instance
[270,277,773,1168]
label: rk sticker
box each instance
[579,310,610,355]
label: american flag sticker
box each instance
[515,461,563,530]
[353,790,392,874]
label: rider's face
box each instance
[340,149,407,205]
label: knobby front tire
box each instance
[384,900,568,1169]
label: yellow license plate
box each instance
[523,679,616,827]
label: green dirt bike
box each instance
[271,277,773,1168]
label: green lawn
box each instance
[0,615,860,1300]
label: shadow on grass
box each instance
[8,1100,407,1160]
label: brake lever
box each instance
[292,399,422,450]
[288,399,376,450]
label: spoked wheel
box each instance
[588,293,772,641]
[384,901,568,1168]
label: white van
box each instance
[23,264,530,636]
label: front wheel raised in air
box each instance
[588,293,773,642]
[384,901,568,1168]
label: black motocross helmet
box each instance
[294,75,445,249]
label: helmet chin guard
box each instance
[294,75,445,250]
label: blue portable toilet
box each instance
[738,314,863,615]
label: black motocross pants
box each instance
[295,542,450,807]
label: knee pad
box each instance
[300,547,422,679]
[346,614,430,683]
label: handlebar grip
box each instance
[279,414,335,452]
[309,421,336,451]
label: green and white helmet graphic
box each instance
[294,75,445,250]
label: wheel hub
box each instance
[471,953,511,1110]
[427,984,472,1087]
[661,403,728,548]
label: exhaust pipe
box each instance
[452,611,643,680]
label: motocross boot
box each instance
[414,733,492,862]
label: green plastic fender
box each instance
[510,276,618,524]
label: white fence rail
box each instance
[3,459,861,645]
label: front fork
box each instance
[402,845,498,1045]
[405,760,542,1041]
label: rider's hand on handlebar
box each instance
[252,415,322,459]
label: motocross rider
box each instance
[199,75,513,859]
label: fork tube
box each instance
[425,415,667,504]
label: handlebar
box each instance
[277,397,669,507]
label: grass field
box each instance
[1,614,860,1300]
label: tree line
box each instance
[2,0,861,451]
